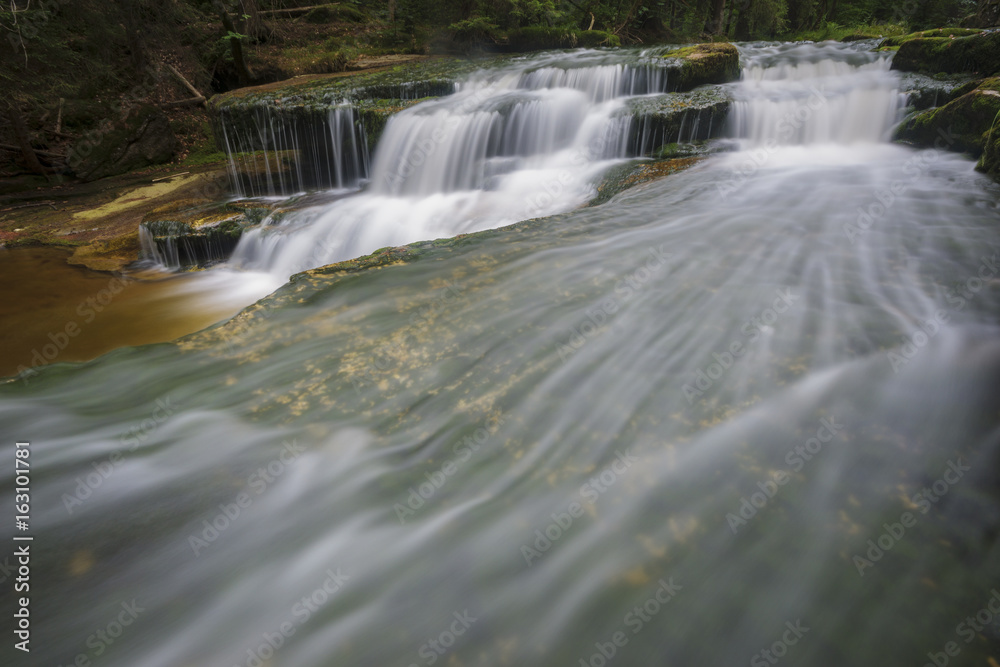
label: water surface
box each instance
[2,41,1000,667]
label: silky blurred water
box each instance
[2,42,1000,667]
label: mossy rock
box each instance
[898,71,976,110]
[889,31,1000,76]
[71,105,178,182]
[879,28,983,48]
[590,157,704,206]
[661,43,741,91]
[299,244,417,278]
[982,120,1000,181]
[503,27,620,51]
[620,89,731,154]
[895,78,1000,180]
[140,199,276,267]
[208,57,476,111]
[60,99,111,133]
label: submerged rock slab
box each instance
[590,156,707,206]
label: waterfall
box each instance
[218,106,369,197]
[139,224,179,269]
[514,63,671,101]
[728,42,907,146]
[227,55,679,278]
[17,41,1000,667]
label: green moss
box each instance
[504,27,620,51]
[980,114,1000,180]
[208,57,478,111]
[299,244,416,278]
[895,78,1000,182]
[890,32,1000,76]
[590,157,704,205]
[783,21,908,43]
[662,43,741,91]
[879,28,982,48]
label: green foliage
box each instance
[507,26,620,50]
[447,16,503,42]
[785,20,908,40]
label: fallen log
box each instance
[259,4,337,18]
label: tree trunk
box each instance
[4,102,50,177]
[388,0,396,22]
[216,1,254,86]
[709,0,727,34]
[976,0,1000,26]
[724,0,738,36]
[734,0,752,40]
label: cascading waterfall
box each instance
[228,54,683,278]
[729,42,907,146]
[218,105,369,197]
[9,41,1000,667]
[138,224,180,269]
[514,63,671,101]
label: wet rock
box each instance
[620,88,732,155]
[894,77,1000,180]
[898,71,976,110]
[658,43,742,91]
[139,199,276,268]
[879,28,984,48]
[888,31,1000,76]
[71,106,178,182]
[590,157,706,206]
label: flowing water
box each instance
[3,42,1000,666]
[228,49,688,278]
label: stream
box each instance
[2,40,1000,666]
